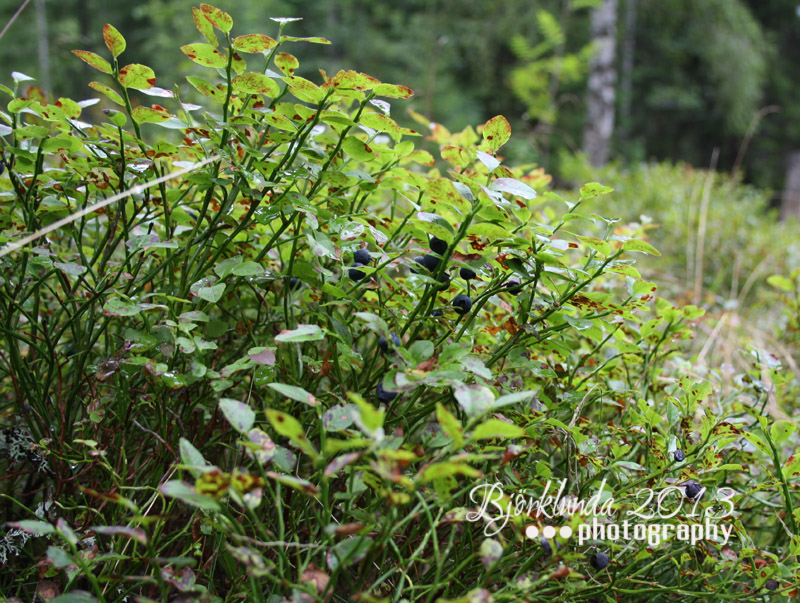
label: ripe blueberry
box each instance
[288,277,302,290]
[505,278,523,295]
[765,579,779,591]
[460,267,477,280]
[430,236,448,255]
[348,263,367,281]
[673,449,685,462]
[412,255,440,274]
[376,381,398,403]
[353,248,371,265]
[684,481,703,500]
[436,273,451,290]
[452,294,472,315]
[540,539,552,557]
[590,552,609,570]
[431,309,444,317]
[378,333,400,353]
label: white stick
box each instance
[0,154,220,259]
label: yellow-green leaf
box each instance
[436,403,464,448]
[200,3,233,32]
[373,83,414,98]
[192,7,218,46]
[102,23,126,57]
[341,136,376,162]
[470,418,525,441]
[186,76,226,103]
[275,52,300,75]
[233,34,277,53]
[131,106,170,124]
[72,50,112,75]
[482,115,511,151]
[181,43,228,69]
[118,64,155,90]
[622,239,660,256]
[232,73,280,97]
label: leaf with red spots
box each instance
[359,111,418,141]
[131,106,170,124]
[481,115,511,152]
[192,7,217,46]
[186,76,226,103]
[285,76,325,103]
[621,238,661,256]
[181,43,227,69]
[118,64,155,90]
[232,73,280,97]
[233,34,277,54]
[200,3,233,33]
[341,136,376,162]
[265,471,319,495]
[330,70,380,91]
[373,83,414,98]
[72,50,112,75]
[427,178,471,214]
[275,52,299,76]
[102,24,126,57]
[279,35,331,45]
[266,409,318,457]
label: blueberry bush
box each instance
[0,5,798,602]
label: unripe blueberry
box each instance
[348,263,366,281]
[376,381,398,403]
[674,449,685,462]
[430,236,448,255]
[353,248,371,265]
[460,267,477,280]
[452,294,472,315]
[590,552,609,570]
[684,481,703,500]
[378,333,400,353]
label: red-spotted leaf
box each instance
[264,471,319,495]
[186,76,226,103]
[192,7,217,46]
[330,70,380,91]
[231,51,246,75]
[88,82,124,105]
[232,73,280,97]
[181,43,227,69]
[72,50,112,74]
[285,76,325,103]
[482,115,511,151]
[232,34,277,53]
[341,136,376,161]
[279,35,331,45]
[275,52,299,75]
[118,64,155,90]
[131,106,170,124]
[103,24,126,57]
[200,4,233,32]
[373,83,413,98]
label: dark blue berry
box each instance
[452,294,472,315]
[436,273,451,290]
[412,254,440,274]
[674,449,685,462]
[540,539,552,557]
[765,579,779,591]
[506,278,523,295]
[376,381,398,403]
[431,309,444,317]
[288,277,302,290]
[378,333,400,353]
[353,248,371,265]
[348,263,367,281]
[430,236,448,255]
[460,267,477,280]
[590,552,608,570]
[684,481,703,500]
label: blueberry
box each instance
[431,309,443,317]
[353,248,371,265]
[684,481,703,500]
[436,273,451,291]
[674,449,685,462]
[348,263,367,281]
[376,381,398,403]
[378,333,400,353]
[590,552,609,570]
[460,267,477,280]
[412,254,440,274]
[430,236,448,255]
[540,539,552,557]
[288,277,302,290]
[505,278,523,295]
[452,294,472,315]
[765,579,779,591]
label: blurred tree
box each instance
[582,0,617,165]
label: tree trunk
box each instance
[582,0,618,166]
[618,0,636,143]
[780,151,800,220]
[35,0,50,94]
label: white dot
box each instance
[559,526,573,539]
[543,525,556,539]
[525,525,539,539]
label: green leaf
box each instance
[427,178,471,214]
[200,3,234,32]
[265,409,317,458]
[280,35,332,45]
[579,182,614,199]
[51,593,97,603]
[233,34,278,53]
[622,239,661,256]
[192,7,218,46]
[103,298,141,317]
[482,115,511,151]
[771,420,796,444]
[118,64,155,90]
[54,261,87,276]
[232,73,280,97]
[373,83,414,98]
[179,438,210,478]
[470,418,525,441]
[90,525,147,544]
[160,480,221,511]
[131,106,170,124]
[454,384,496,417]
[214,256,243,279]
[181,43,228,69]
[88,81,124,105]
[331,70,380,90]
[275,324,324,343]
[71,50,112,74]
[575,234,612,256]
[275,52,300,75]
[7,519,55,535]
[480,538,503,570]
[436,403,464,448]
[268,382,318,406]
[102,24,126,57]
[197,283,226,304]
[219,398,255,433]
[186,76,226,103]
[341,136,376,161]
[327,536,372,571]
[767,274,794,292]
